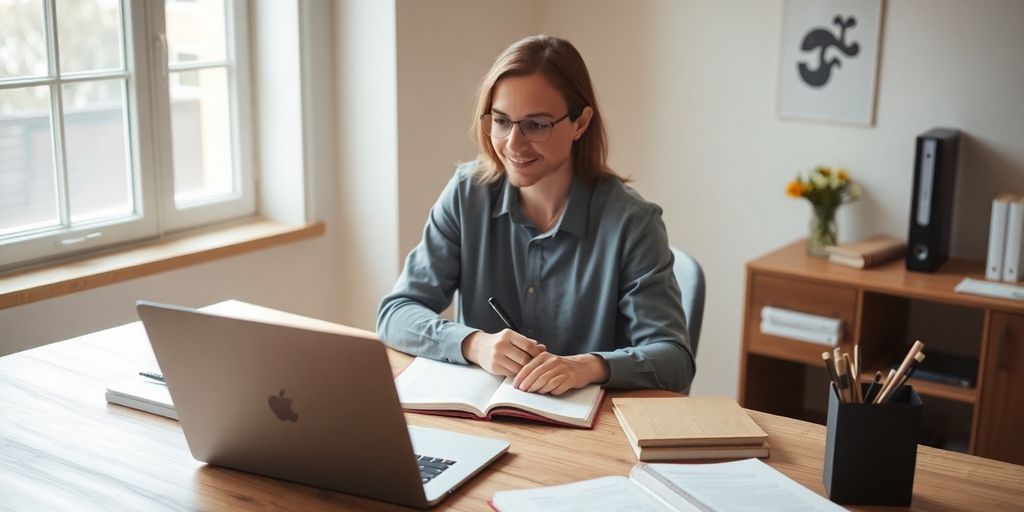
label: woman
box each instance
[377,35,695,394]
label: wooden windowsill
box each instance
[0,219,325,310]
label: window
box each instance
[0,0,253,270]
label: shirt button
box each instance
[527,286,535,294]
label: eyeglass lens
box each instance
[482,114,555,142]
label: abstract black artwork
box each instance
[778,0,883,125]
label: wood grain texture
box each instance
[0,219,325,310]
[976,312,1024,465]
[2,319,1022,511]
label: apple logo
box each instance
[268,389,299,422]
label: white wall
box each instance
[389,0,1024,397]
[395,1,541,257]
[332,0,401,328]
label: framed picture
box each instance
[777,0,883,126]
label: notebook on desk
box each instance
[135,300,509,509]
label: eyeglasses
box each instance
[480,112,571,142]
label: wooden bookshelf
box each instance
[739,240,1024,465]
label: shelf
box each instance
[906,377,976,404]
[857,372,977,404]
[747,240,1024,315]
[748,337,840,366]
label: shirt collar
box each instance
[492,173,592,239]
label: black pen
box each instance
[139,371,166,384]
[487,297,520,333]
[863,371,883,403]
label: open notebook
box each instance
[395,357,604,428]
[491,459,844,512]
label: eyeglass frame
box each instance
[480,111,574,142]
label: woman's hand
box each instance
[462,329,546,377]
[512,353,609,395]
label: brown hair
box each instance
[471,35,622,184]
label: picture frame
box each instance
[777,0,884,126]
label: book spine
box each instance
[759,320,839,346]
[760,306,841,334]
[639,445,770,461]
[1002,199,1024,282]
[987,196,1010,281]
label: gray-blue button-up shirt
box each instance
[377,163,695,392]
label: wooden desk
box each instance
[1,320,1022,511]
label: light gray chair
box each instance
[670,246,706,359]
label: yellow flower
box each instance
[787,166,859,207]
[785,180,803,198]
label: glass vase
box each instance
[807,207,838,258]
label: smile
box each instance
[504,155,538,166]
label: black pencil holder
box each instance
[823,383,922,506]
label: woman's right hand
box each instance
[461,329,546,377]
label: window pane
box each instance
[0,0,48,79]
[63,79,132,223]
[0,86,58,236]
[57,0,124,74]
[171,67,233,204]
[166,0,226,65]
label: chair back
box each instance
[670,246,705,358]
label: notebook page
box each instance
[636,459,844,512]
[491,476,678,512]
[487,378,600,422]
[394,357,502,414]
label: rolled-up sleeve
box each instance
[376,175,477,364]
[592,209,696,392]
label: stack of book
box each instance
[612,397,769,461]
[759,306,841,346]
[986,193,1024,282]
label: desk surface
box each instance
[1,320,1022,511]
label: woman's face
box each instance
[488,73,588,189]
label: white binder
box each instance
[986,194,1012,281]
[1002,196,1024,282]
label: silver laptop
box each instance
[136,301,509,508]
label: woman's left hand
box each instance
[512,352,609,395]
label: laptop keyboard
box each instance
[416,454,456,484]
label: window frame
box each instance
[0,0,255,272]
[151,0,255,232]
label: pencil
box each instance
[822,352,843,402]
[874,369,897,404]
[843,353,860,403]
[854,345,861,384]
[888,352,927,401]
[876,341,925,404]
[835,351,851,403]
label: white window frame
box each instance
[150,0,255,232]
[0,0,255,271]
